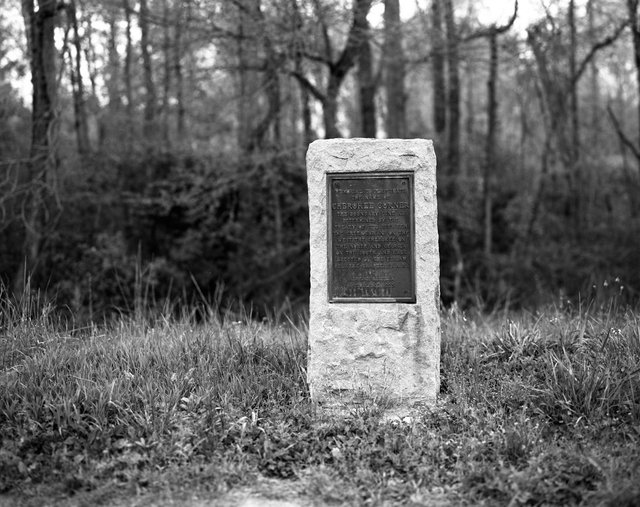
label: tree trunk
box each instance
[106,11,121,113]
[82,15,98,106]
[139,0,156,145]
[627,0,640,148]
[161,0,171,146]
[614,90,640,217]
[289,0,314,146]
[465,61,475,149]
[236,7,248,151]
[68,0,90,155]
[443,0,460,185]
[623,0,640,217]
[287,0,373,139]
[481,2,517,257]
[235,2,263,152]
[16,0,58,293]
[123,0,134,143]
[587,0,600,146]
[296,59,314,146]
[526,130,553,243]
[174,0,186,143]
[249,44,281,150]
[584,0,599,222]
[323,0,372,139]
[28,0,57,162]
[290,0,372,139]
[568,0,581,227]
[358,15,376,137]
[323,84,341,139]
[383,0,406,138]
[431,0,446,136]
[483,31,498,259]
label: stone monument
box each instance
[306,138,440,418]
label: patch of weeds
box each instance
[535,313,640,425]
[0,281,60,370]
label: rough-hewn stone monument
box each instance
[306,138,440,418]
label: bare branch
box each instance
[495,0,518,34]
[462,0,517,42]
[331,0,372,81]
[607,104,640,161]
[573,21,628,84]
[290,71,326,103]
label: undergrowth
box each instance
[1,291,639,506]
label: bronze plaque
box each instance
[328,172,415,303]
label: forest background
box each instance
[1,0,639,321]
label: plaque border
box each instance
[327,171,416,304]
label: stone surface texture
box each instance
[306,138,440,417]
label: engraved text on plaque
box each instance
[328,172,415,303]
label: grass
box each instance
[1,291,639,506]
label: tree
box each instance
[231,0,283,152]
[358,8,376,137]
[292,0,373,138]
[139,0,157,146]
[443,0,460,183]
[568,0,581,227]
[607,0,640,217]
[123,0,134,143]
[17,0,60,293]
[431,0,446,137]
[384,0,406,138]
[476,2,518,258]
[161,0,171,145]
[174,0,187,143]
[66,0,90,155]
[526,7,625,238]
[105,5,121,115]
[628,0,640,148]
[289,0,315,146]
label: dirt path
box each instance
[0,478,314,507]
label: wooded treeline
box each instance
[1,0,639,319]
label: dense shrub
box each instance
[9,150,310,320]
[1,143,639,318]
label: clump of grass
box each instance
[443,305,640,426]
[1,292,639,505]
[531,309,640,425]
[0,306,308,496]
[0,281,61,370]
[439,305,640,504]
